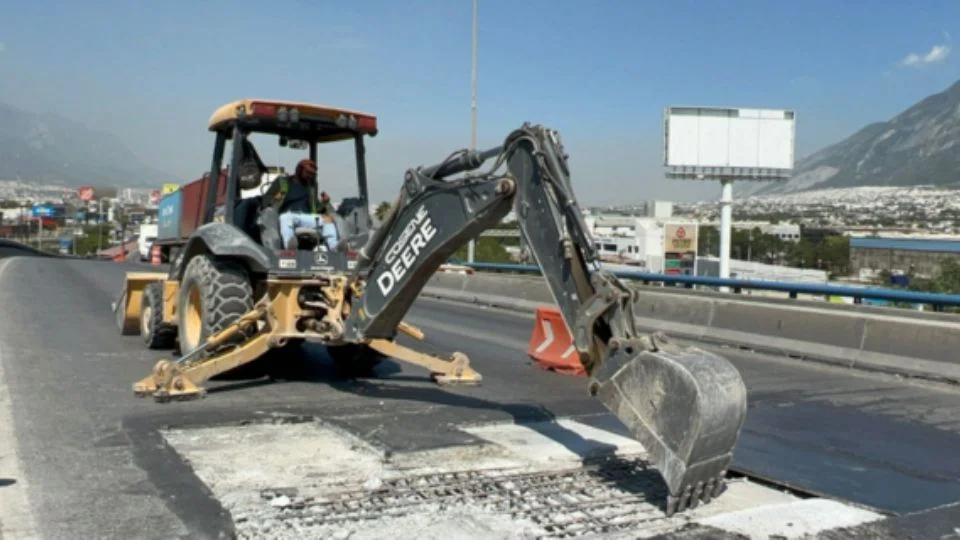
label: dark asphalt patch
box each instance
[123,415,236,540]
[734,389,960,514]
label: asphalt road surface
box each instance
[1,256,959,538]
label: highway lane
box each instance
[407,296,960,514]
[0,257,618,539]
[0,256,959,538]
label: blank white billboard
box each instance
[663,106,795,180]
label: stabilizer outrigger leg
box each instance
[367,339,481,385]
[132,297,481,402]
[133,301,272,402]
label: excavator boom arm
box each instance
[348,125,612,352]
[345,123,748,515]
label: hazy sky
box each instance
[1,0,958,205]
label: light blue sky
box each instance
[1,0,958,205]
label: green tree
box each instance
[73,225,111,256]
[819,236,850,277]
[375,201,393,221]
[911,258,960,295]
[698,226,719,257]
[730,227,785,264]
[453,237,512,263]
[786,239,817,268]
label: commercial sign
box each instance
[149,190,162,205]
[663,223,698,275]
[162,183,180,195]
[78,186,95,202]
[663,106,795,180]
[31,205,55,218]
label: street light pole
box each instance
[467,0,478,263]
[99,198,105,253]
[471,0,478,150]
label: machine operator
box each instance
[265,158,338,250]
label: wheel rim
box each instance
[183,284,203,351]
[141,304,153,339]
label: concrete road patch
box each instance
[698,499,884,538]
[160,416,883,539]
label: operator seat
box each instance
[258,205,284,251]
[256,195,364,253]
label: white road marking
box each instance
[461,417,647,462]
[0,258,39,539]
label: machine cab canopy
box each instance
[208,99,378,143]
[198,98,376,248]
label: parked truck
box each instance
[153,166,286,263]
[153,170,226,263]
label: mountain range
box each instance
[0,101,174,188]
[742,79,960,197]
[2,79,959,194]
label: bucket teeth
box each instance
[664,473,727,516]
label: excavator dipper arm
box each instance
[345,123,748,514]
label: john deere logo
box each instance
[315,252,329,265]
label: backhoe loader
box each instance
[115,99,748,516]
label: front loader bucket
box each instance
[590,336,748,515]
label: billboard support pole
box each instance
[719,178,733,290]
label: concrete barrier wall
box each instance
[0,239,56,259]
[422,272,960,383]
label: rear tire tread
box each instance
[179,254,254,356]
[142,282,176,349]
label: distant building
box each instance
[642,200,673,219]
[762,223,801,242]
[582,214,697,272]
[849,236,960,280]
[801,226,843,245]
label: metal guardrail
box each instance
[464,262,960,310]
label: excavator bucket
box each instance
[590,334,748,515]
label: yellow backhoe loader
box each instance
[114,99,748,515]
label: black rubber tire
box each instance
[327,343,385,378]
[116,290,131,334]
[141,282,176,349]
[176,253,254,357]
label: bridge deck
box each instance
[0,256,957,538]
